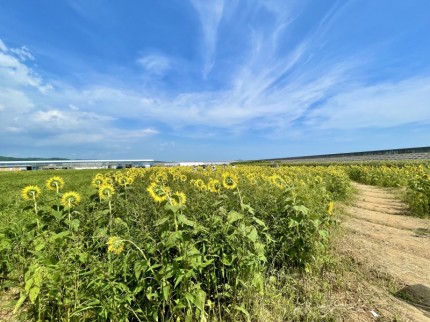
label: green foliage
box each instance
[0,165,351,321]
[345,163,430,218]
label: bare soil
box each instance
[339,182,430,321]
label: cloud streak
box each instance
[189,0,224,78]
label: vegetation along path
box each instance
[342,182,430,321]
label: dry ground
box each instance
[337,182,430,321]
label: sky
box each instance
[0,0,429,161]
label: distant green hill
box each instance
[0,156,69,161]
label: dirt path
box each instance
[341,182,430,321]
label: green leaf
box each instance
[49,231,70,242]
[34,240,45,252]
[0,235,11,251]
[227,211,243,224]
[93,227,108,238]
[293,205,308,214]
[29,286,40,304]
[288,219,299,228]
[50,210,63,220]
[234,305,250,318]
[155,216,169,226]
[318,229,329,239]
[194,288,206,311]
[247,227,258,242]
[178,214,196,227]
[25,278,34,293]
[174,274,184,288]
[241,203,255,215]
[252,217,267,228]
[162,283,171,301]
[166,231,183,247]
[33,268,43,288]
[13,294,27,314]
[69,219,80,230]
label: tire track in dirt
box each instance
[341,182,430,321]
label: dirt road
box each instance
[341,182,430,321]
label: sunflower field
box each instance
[0,165,353,321]
[346,162,430,218]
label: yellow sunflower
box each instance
[222,172,238,190]
[99,184,115,200]
[21,185,42,200]
[207,179,221,193]
[45,176,65,192]
[147,182,171,203]
[115,174,129,187]
[91,174,105,188]
[270,175,286,189]
[61,191,81,208]
[171,191,187,206]
[106,236,125,255]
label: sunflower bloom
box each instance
[222,172,238,190]
[270,175,286,189]
[115,175,129,187]
[99,184,115,200]
[45,176,65,192]
[171,191,187,206]
[21,185,42,200]
[208,179,221,193]
[106,236,125,255]
[91,174,105,188]
[61,191,81,208]
[147,182,171,203]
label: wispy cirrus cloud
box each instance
[305,77,430,129]
[137,53,171,76]
[189,0,224,78]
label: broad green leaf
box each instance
[288,219,299,228]
[194,288,206,310]
[252,217,267,228]
[25,278,34,293]
[178,214,196,227]
[247,227,258,242]
[166,231,183,247]
[33,268,43,287]
[234,305,250,318]
[13,294,27,314]
[174,274,184,288]
[293,205,308,214]
[155,216,169,226]
[162,283,171,301]
[49,231,70,242]
[29,286,40,304]
[227,211,243,224]
[50,210,63,220]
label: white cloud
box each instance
[0,88,34,114]
[114,128,159,139]
[137,54,170,76]
[0,39,7,52]
[305,77,430,129]
[10,46,34,61]
[190,0,224,77]
[0,39,50,92]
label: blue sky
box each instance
[0,0,429,161]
